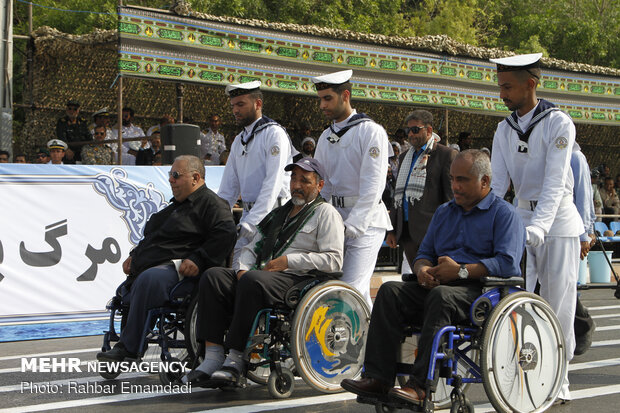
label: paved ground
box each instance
[1,286,619,413]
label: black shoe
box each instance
[341,377,391,398]
[210,366,241,385]
[97,343,136,362]
[182,369,214,387]
[574,320,596,356]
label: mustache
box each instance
[292,189,305,196]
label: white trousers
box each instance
[341,226,386,308]
[231,236,252,271]
[525,236,579,362]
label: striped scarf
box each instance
[394,136,436,208]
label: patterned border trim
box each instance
[118,11,620,100]
[118,9,620,125]
[119,50,620,124]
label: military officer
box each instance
[489,53,583,403]
[312,70,392,307]
[217,81,293,269]
[47,139,68,165]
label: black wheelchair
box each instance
[209,278,371,399]
[359,275,567,413]
[99,277,200,385]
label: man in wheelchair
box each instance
[182,157,345,387]
[96,155,237,363]
[342,150,526,405]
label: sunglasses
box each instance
[94,131,105,135]
[168,171,186,179]
[36,154,48,158]
[405,126,427,135]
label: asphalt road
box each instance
[1,287,619,413]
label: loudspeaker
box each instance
[161,124,201,165]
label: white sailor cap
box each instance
[489,53,542,73]
[311,70,353,91]
[225,80,261,98]
[92,107,110,118]
[47,139,68,151]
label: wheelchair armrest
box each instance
[168,277,198,302]
[402,273,416,282]
[307,269,343,279]
[480,276,524,287]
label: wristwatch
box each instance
[458,264,469,279]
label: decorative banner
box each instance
[0,165,224,319]
[118,6,620,125]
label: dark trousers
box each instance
[120,264,179,355]
[197,268,313,351]
[399,225,421,271]
[574,294,594,336]
[363,281,481,386]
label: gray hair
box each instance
[404,109,433,127]
[456,149,492,183]
[175,155,205,179]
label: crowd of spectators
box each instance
[0,99,618,228]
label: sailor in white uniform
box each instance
[217,81,293,269]
[489,53,582,403]
[312,70,392,307]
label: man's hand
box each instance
[263,256,288,272]
[417,265,439,289]
[122,256,132,275]
[65,148,75,160]
[178,259,199,277]
[580,241,591,260]
[385,232,398,249]
[431,256,460,283]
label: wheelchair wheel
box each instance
[184,295,201,365]
[267,367,295,399]
[291,280,371,393]
[158,357,184,385]
[450,398,474,413]
[481,292,566,413]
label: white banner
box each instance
[0,164,224,318]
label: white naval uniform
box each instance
[491,102,583,399]
[314,110,392,307]
[200,128,227,165]
[113,124,145,165]
[217,117,292,269]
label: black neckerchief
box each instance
[240,115,279,155]
[327,113,373,143]
[505,99,560,152]
[252,196,325,269]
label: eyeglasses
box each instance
[36,154,48,158]
[168,171,185,179]
[405,126,427,135]
[94,131,105,136]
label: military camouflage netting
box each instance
[17,16,619,172]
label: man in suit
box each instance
[385,110,457,267]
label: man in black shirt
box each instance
[97,155,237,362]
[56,100,91,163]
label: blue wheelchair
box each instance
[360,275,567,413]
[218,278,371,399]
[99,277,200,384]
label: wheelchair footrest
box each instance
[356,395,424,412]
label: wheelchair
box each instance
[360,276,567,413]
[99,277,199,385]
[222,278,371,399]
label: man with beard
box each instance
[312,70,392,307]
[217,81,293,269]
[81,125,115,165]
[113,107,145,165]
[489,53,582,403]
[183,158,344,386]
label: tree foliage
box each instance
[12,0,620,68]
